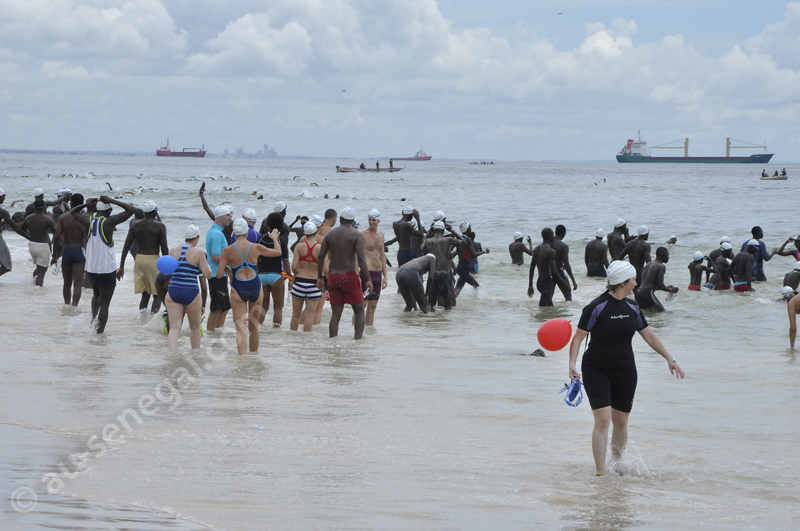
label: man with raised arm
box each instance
[69,196,139,333]
[392,206,425,266]
[118,200,168,314]
[316,207,372,339]
[509,231,533,266]
[420,221,465,311]
[199,182,233,244]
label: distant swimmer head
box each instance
[213,205,231,219]
[368,208,380,219]
[595,229,606,239]
[720,242,732,251]
[95,201,112,211]
[33,188,44,197]
[402,206,414,215]
[459,221,470,233]
[513,231,523,240]
[232,218,249,236]
[185,224,200,240]
[434,210,446,221]
[142,200,157,213]
[719,236,731,245]
[303,221,317,235]
[312,214,324,227]
[606,261,636,285]
[693,251,704,261]
[637,225,649,236]
[747,239,759,249]
[433,220,445,230]
[273,201,287,213]
[242,208,257,222]
[614,218,626,228]
[340,207,356,220]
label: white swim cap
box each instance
[614,218,626,228]
[213,205,231,218]
[747,239,759,248]
[402,206,414,215]
[273,201,286,213]
[638,225,649,236]
[693,251,704,261]
[433,220,445,230]
[142,200,157,213]
[606,261,636,285]
[721,242,732,251]
[426,253,436,259]
[0,188,5,195]
[794,261,800,271]
[95,201,112,211]
[513,231,523,240]
[410,219,418,229]
[781,286,794,296]
[34,188,44,196]
[596,229,606,239]
[242,208,257,222]
[354,218,360,228]
[368,208,380,219]
[434,210,446,221]
[232,218,249,235]
[303,221,317,235]
[720,236,731,245]
[311,214,324,227]
[185,224,200,239]
[340,207,356,220]
[459,221,470,233]
[59,188,71,195]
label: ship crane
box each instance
[726,138,767,157]
[651,138,690,158]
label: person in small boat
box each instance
[359,162,366,170]
[774,170,779,176]
[389,159,394,170]
[762,170,768,177]
[782,168,787,176]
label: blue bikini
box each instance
[231,242,262,302]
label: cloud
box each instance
[41,60,90,80]
[745,1,800,70]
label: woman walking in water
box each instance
[568,261,685,476]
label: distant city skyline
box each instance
[0,1,798,160]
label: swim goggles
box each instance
[559,377,583,407]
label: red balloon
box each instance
[537,318,572,351]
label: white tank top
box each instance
[85,215,117,274]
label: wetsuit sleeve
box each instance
[577,296,607,332]
[624,299,648,330]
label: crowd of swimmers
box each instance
[4,185,800,350]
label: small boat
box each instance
[336,166,404,173]
[760,174,787,180]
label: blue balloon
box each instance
[157,255,179,275]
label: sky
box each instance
[0,0,798,160]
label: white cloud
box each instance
[745,2,800,70]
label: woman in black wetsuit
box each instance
[568,260,685,476]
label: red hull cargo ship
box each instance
[393,147,432,161]
[156,139,206,158]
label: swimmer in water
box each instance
[527,228,558,307]
[165,224,212,349]
[392,206,425,266]
[509,231,533,266]
[420,221,465,311]
[199,182,233,245]
[687,251,714,291]
[396,253,436,313]
[52,194,87,305]
[361,209,388,326]
[783,261,800,291]
[552,224,577,299]
[636,247,678,312]
[289,221,322,332]
[607,218,628,260]
[585,229,609,277]
[20,198,56,287]
[0,188,31,276]
[118,200,168,314]
[732,240,758,292]
[787,290,800,348]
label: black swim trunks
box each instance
[397,249,416,266]
[537,276,554,307]
[634,288,661,310]
[86,271,116,290]
[396,268,424,290]
[208,276,231,312]
[586,263,606,277]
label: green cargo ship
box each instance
[616,132,773,163]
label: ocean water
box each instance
[1,153,799,530]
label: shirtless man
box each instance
[687,251,715,291]
[24,188,66,216]
[199,182,233,244]
[732,240,758,292]
[361,209,388,326]
[607,218,628,260]
[118,200,168,314]
[585,229,609,277]
[69,196,139,333]
[288,215,309,252]
[783,262,800,290]
[0,188,31,276]
[703,243,735,290]
[509,231,533,266]
[263,201,292,240]
[552,224,577,300]
[706,236,731,283]
[617,225,652,287]
[52,194,87,305]
[635,247,678,312]
[392,206,425,266]
[396,254,436,313]
[21,199,57,287]
[787,291,800,348]
[454,221,489,297]
[420,221,465,311]
[527,228,559,307]
[316,207,372,339]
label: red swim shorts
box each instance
[718,283,731,290]
[734,282,749,292]
[688,285,701,291]
[327,270,364,305]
